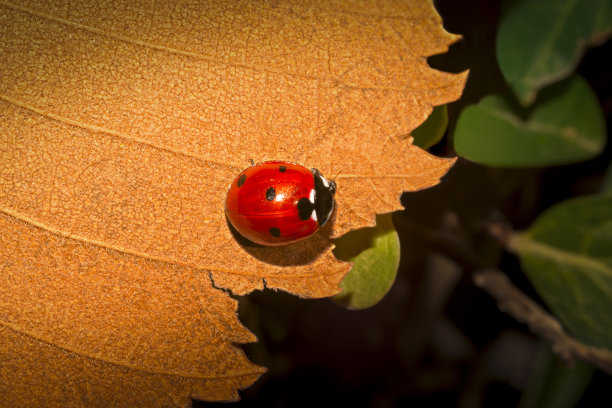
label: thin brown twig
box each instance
[474,269,612,375]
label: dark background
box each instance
[198,0,612,406]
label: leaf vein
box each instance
[522,0,581,86]
[0,320,264,380]
[0,208,345,279]
[1,0,437,92]
[0,94,243,170]
[514,234,612,280]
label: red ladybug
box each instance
[225,161,337,246]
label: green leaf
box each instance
[333,213,400,310]
[412,105,448,149]
[510,195,612,350]
[497,0,612,105]
[453,75,605,167]
[519,343,593,408]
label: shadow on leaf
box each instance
[225,213,335,266]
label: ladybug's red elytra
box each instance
[225,161,337,246]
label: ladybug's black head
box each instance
[311,168,336,227]
[328,179,337,195]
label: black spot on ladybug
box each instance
[269,227,280,237]
[279,165,287,172]
[266,187,276,201]
[297,197,314,221]
[237,174,246,187]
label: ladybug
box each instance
[225,161,337,246]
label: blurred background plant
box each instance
[201,0,611,406]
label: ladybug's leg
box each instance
[249,158,255,166]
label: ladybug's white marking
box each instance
[309,188,315,204]
[311,209,318,222]
[319,175,330,188]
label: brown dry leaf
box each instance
[0,0,466,405]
